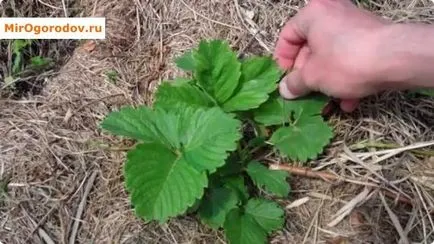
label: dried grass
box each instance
[0,0,433,243]
[0,0,78,98]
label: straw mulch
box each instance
[0,0,433,243]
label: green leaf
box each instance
[270,116,333,162]
[223,176,249,203]
[253,95,333,161]
[194,40,241,103]
[101,107,241,171]
[181,108,242,172]
[126,143,207,222]
[223,198,285,244]
[246,161,290,197]
[30,56,52,70]
[413,88,434,97]
[105,69,119,84]
[11,40,32,75]
[175,51,196,71]
[12,54,24,75]
[12,39,31,54]
[100,106,162,142]
[198,187,240,229]
[154,79,215,110]
[254,94,328,126]
[223,56,281,112]
[213,155,244,177]
[101,106,242,221]
[224,208,267,244]
[244,198,285,234]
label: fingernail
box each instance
[340,99,359,113]
[279,78,298,99]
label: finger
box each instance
[293,45,311,70]
[274,15,308,70]
[279,70,310,99]
[339,99,360,112]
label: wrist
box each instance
[372,23,434,90]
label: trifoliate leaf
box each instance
[154,79,215,110]
[244,198,285,234]
[102,106,241,171]
[246,161,290,197]
[254,94,329,126]
[175,51,196,71]
[125,143,207,222]
[101,106,241,221]
[223,198,285,244]
[270,115,333,162]
[222,56,281,112]
[253,95,333,161]
[224,208,267,244]
[198,187,240,229]
[194,40,241,103]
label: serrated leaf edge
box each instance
[271,117,334,162]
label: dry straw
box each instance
[1,0,433,243]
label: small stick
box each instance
[350,141,434,157]
[269,164,337,181]
[269,163,413,206]
[22,207,55,244]
[379,193,409,244]
[61,0,68,17]
[68,171,98,244]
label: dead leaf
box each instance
[285,197,310,209]
[349,210,365,228]
[81,40,96,52]
[63,108,73,123]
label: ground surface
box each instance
[0,0,433,243]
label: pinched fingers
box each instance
[274,12,309,70]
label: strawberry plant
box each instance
[100,39,334,243]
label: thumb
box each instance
[279,70,310,99]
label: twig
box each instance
[354,140,434,158]
[233,0,271,52]
[179,0,243,31]
[269,164,337,181]
[37,0,63,10]
[22,208,55,244]
[25,205,57,243]
[400,207,418,244]
[343,145,405,196]
[303,192,325,244]
[61,0,68,17]
[379,192,409,244]
[413,183,434,231]
[350,141,434,157]
[269,163,413,205]
[68,171,98,244]
[327,187,372,227]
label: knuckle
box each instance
[300,67,321,89]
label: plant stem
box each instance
[237,142,246,161]
[194,83,219,106]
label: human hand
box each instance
[274,0,392,112]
